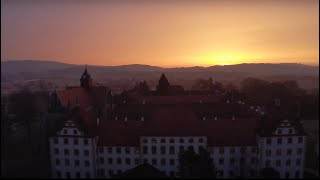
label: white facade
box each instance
[257,120,306,178]
[49,119,306,178]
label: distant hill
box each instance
[1,60,318,92]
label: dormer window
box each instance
[278,129,282,134]
[289,129,293,134]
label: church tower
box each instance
[80,65,92,88]
[156,73,170,96]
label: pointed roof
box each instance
[82,65,89,76]
[159,73,168,82]
[114,163,168,178]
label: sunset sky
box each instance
[1,0,319,67]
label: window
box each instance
[265,160,270,167]
[126,158,131,165]
[266,149,271,156]
[134,147,139,154]
[64,129,67,134]
[152,146,157,154]
[66,172,70,179]
[296,159,301,165]
[230,147,235,154]
[266,138,271,145]
[65,159,70,166]
[151,138,156,143]
[199,138,204,143]
[57,171,61,177]
[289,129,293,134]
[152,158,157,165]
[99,157,104,164]
[161,146,166,154]
[230,158,235,165]
[288,137,292,144]
[169,138,174,143]
[297,148,302,155]
[295,171,300,178]
[99,147,104,153]
[116,147,121,154]
[219,158,224,165]
[179,138,184,143]
[276,160,281,167]
[54,138,59,144]
[85,172,90,178]
[278,129,282,134]
[84,139,88,145]
[188,138,194,143]
[160,138,166,143]
[170,146,175,154]
[170,159,175,165]
[84,150,89,156]
[143,146,148,154]
[74,149,79,156]
[125,147,130,154]
[109,170,114,176]
[85,160,90,167]
[117,170,122,174]
[251,147,256,153]
[217,170,223,176]
[75,160,79,166]
[286,159,291,166]
[251,157,255,164]
[143,158,148,164]
[56,159,60,165]
[277,138,282,144]
[298,137,303,143]
[64,149,69,155]
[143,139,147,143]
[54,148,59,155]
[276,149,281,156]
[73,129,77,135]
[117,158,121,164]
[134,158,139,165]
[99,169,105,177]
[287,149,292,155]
[108,147,112,153]
[179,146,184,153]
[241,147,246,154]
[161,158,166,165]
[76,172,80,178]
[240,158,245,164]
[250,170,255,176]
[74,139,78,145]
[64,138,68,145]
[108,158,113,164]
[219,147,224,154]
[285,172,289,178]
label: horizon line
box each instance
[1,59,319,68]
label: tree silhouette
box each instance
[178,146,217,178]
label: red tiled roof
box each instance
[132,95,221,105]
[56,86,110,108]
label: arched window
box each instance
[179,138,184,143]
[188,138,194,143]
[160,138,166,143]
[199,138,203,143]
[169,138,175,143]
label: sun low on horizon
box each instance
[1,0,319,67]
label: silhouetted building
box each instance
[156,73,170,96]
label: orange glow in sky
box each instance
[1,0,319,67]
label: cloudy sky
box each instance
[1,0,319,67]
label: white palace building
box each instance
[48,67,307,178]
